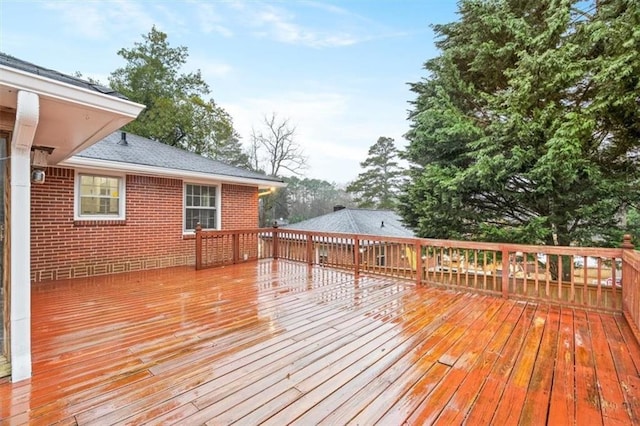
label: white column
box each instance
[10,90,39,382]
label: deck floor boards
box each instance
[2,260,640,425]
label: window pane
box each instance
[185,208,216,230]
[78,174,121,216]
[81,197,98,214]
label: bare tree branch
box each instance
[251,112,308,177]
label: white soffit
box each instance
[0,65,144,164]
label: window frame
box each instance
[74,170,126,221]
[183,182,221,233]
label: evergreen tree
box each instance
[347,137,404,209]
[400,0,640,246]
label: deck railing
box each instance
[195,226,638,315]
[622,236,640,337]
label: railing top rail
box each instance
[209,227,626,257]
[419,239,624,257]
[195,228,272,237]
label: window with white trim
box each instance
[76,173,125,219]
[184,183,218,231]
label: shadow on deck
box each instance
[2,260,640,424]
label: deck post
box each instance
[622,234,634,315]
[354,236,360,277]
[501,247,509,298]
[306,233,314,265]
[195,223,202,270]
[415,240,423,286]
[232,233,240,264]
[273,223,279,260]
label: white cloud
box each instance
[43,0,155,40]
[191,2,233,37]
[223,90,406,183]
[232,2,363,48]
[189,56,234,79]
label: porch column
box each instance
[10,90,39,382]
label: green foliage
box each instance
[258,177,354,227]
[400,0,640,247]
[347,137,405,209]
[109,27,248,167]
[286,176,354,223]
[259,188,290,227]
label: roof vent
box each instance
[118,132,128,146]
[381,221,385,228]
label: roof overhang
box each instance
[60,156,287,189]
[0,65,144,164]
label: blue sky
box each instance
[0,0,458,183]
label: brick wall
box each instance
[30,167,258,282]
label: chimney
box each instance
[118,132,128,146]
[333,205,345,212]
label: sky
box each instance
[0,0,459,184]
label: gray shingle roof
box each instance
[283,208,415,238]
[0,52,127,99]
[77,132,283,184]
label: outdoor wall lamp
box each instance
[31,168,45,184]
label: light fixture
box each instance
[258,187,277,197]
[31,168,45,184]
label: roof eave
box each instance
[0,65,144,117]
[60,156,287,189]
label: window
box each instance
[185,183,218,231]
[75,173,125,220]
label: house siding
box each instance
[30,167,258,282]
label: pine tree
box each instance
[347,137,405,209]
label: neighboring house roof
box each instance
[0,52,128,100]
[283,208,415,238]
[67,131,284,186]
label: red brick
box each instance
[31,167,259,282]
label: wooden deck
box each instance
[2,260,640,425]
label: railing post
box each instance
[622,234,634,313]
[232,233,240,264]
[195,223,202,270]
[307,233,313,266]
[501,247,509,298]
[354,236,360,277]
[272,223,279,260]
[415,240,423,286]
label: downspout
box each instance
[9,90,39,382]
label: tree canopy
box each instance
[109,27,248,168]
[347,136,405,209]
[286,176,354,223]
[400,0,640,246]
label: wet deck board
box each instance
[2,260,640,425]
